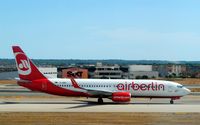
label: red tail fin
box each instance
[12,46,46,81]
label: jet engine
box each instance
[111,92,131,102]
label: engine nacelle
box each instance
[111,92,131,102]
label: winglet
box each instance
[70,78,81,89]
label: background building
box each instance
[169,65,186,76]
[94,62,122,79]
[128,65,159,79]
[154,65,187,77]
[62,68,88,78]
[38,67,58,78]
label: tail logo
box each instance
[15,52,31,75]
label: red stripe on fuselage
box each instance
[18,79,89,97]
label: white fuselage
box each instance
[49,79,190,97]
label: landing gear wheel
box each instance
[98,98,103,104]
[170,100,174,104]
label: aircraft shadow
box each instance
[0,101,83,105]
[75,100,182,105]
[65,100,181,109]
[0,100,182,109]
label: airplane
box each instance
[12,46,191,104]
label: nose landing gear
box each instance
[170,97,180,104]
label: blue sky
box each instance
[1,0,200,60]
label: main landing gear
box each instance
[170,99,174,104]
[98,97,103,104]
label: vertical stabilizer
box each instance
[12,46,46,81]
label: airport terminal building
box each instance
[93,62,122,79]
[128,65,159,79]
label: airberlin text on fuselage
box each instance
[117,82,165,91]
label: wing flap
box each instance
[83,88,113,96]
[70,78,113,96]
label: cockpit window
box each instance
[177,85,183,88]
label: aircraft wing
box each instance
[70,78,113,96]
[82,88,113,96]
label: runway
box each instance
[0,83,200,112]
[0,95,200,112]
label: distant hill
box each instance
[1,59,200,67]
